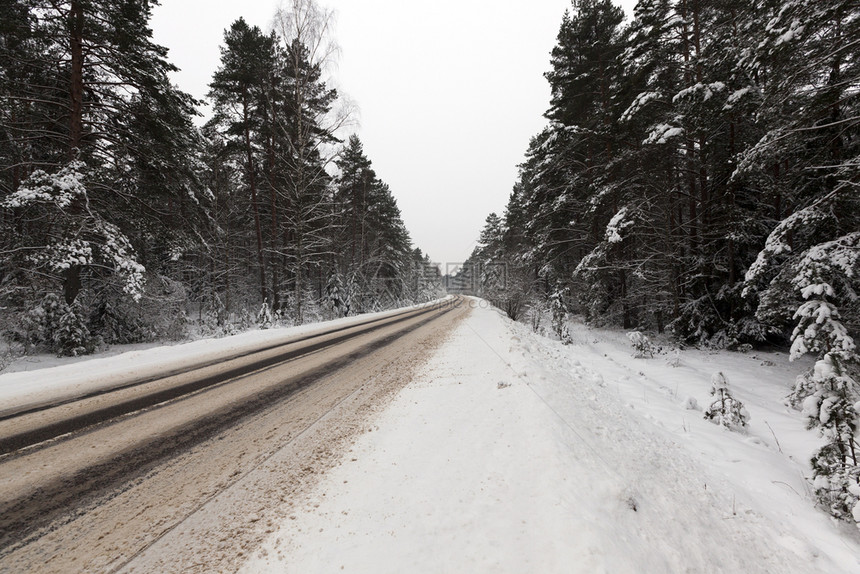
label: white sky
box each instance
[151,0,636,268]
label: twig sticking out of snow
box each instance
[764,421,783,453]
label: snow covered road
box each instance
[243,301,860,573]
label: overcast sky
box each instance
[151,0,636,269]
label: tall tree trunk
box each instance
[63,0,85,305]
[69,0,84,158]
[225,238,232,315]
[680,0,698,255]
[699,135,708,233]
[267,131,280,312]
[295,223,303,323]
[242,92,268,305]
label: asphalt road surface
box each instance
[0,297,469,573]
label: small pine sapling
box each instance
[549,289,571,344]
[704,372,750,430]
[627,331,654,358]
[53,302,92,357]
[560,324,572,345]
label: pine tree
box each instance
[775,233,860,526]
[270,0,344,321]
[278,37,337,321]
[208,18,277,305]
[545,0,632,325]
[332,135,415,311]
[335,135,374,274]
[1,0,203,349]
[53,301,91,357]
[704,371,750,430]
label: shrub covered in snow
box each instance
[325,273,351,318]
[528,304,543,335]
[550,289,572,345]
[627,331,654,358]
[704,372,750,430]
[53,302,92,357]
[257,301,274,329]
[14,293,96,357]
[20,293,65,348]
[16,293,96,356]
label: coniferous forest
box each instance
[464,0,858,350]
[456,0,859,522]
[0,0,442,358]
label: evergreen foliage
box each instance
[53,301,91,357]
[704,372,750,430]
[0,0,442,357]
[457,0,858,526]
[463,0,858,350]
[627,331,655,358]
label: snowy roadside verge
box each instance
[0,297,452,417]
[553,318,860,562]
[241,299,860,573]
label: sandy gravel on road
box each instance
[0,303,467,574]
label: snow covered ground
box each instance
[4,296,860,572]
[241,298,860,573]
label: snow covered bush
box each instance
[550,289,572,344]
[627,331,654,358]
[81,274,188,345]
[0,340,25,373]
[325,273,351,318]
[704,372,750,430]
[13,293,95,356]
[297,287,326,324]
[750,224,860,527]
[21,293,66,348]
[53,302,92,357]
[670,288,778,349]
[529,307,543,334]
